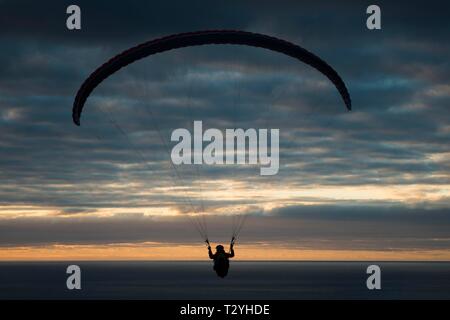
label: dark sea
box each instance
[0,261,449,299]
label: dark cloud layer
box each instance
[1,205,449,250]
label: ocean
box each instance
[0,261,449,299]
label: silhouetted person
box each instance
[207,238,235,278]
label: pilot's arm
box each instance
[228,243,235,258]
[208,246,214,259]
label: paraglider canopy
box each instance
[72,30,351,126]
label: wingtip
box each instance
[346,99,352,111]
[73,115,81,126]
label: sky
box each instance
[0,0,449,260]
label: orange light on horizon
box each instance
[1,243,449,261]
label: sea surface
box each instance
[0,261,449,299]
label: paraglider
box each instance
[207,238,235,278]
[71,30,352,277]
